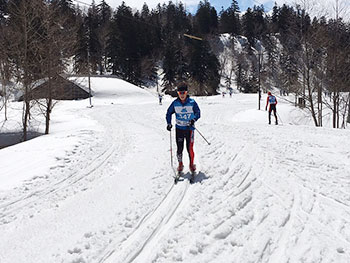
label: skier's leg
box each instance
[176,129,185,171]
[268,108,272,124]
[186,130,195,171]
[272,105,278,124]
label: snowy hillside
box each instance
[0,77,350,263]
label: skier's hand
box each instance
[189,119,195,127]
[265,106,267,111]
[167,124,172,131]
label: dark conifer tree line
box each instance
[0,0,349,128]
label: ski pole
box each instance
[277,112,284,125]
[194,127,211,145]
[170,129,174,168]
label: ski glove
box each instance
[190,119,195,127]
[167,124,172,131]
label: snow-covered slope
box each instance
[0,77,349,263]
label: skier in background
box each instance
[166,83,201,173]
[158,94,163,105]
[265,91,278,125]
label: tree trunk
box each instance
[317,83,322,127]
[45,98,52,134]
[347,92,350,124]
[23,13,29,141]
[4,86,7,121]
[332,93,336,128]
[23,95,29,141]
[1,72,7,121]
[306,67,318,126]
[45,73,52,135]
[332,92,339,128]
[337,95,340,128]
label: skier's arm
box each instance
[193,101,201,121]
[166,102,175,124]
[265,97,269,110]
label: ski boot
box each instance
[189,163,196,184]
[174,162,184,184]
[177,162,184,172]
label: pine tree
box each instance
[174,2,190,33]
[242,5,268,46]
[188,40,219,95]
[161,1,192,92]
[194,0,218,35]
[74,17,88,73]
[97,0,112,73]
[162,35,178,91]
[270,4,279,34]
[219,0,240,35]
[107,2,141,85]
[242,8,255,46]
[252,5,267,40]
[86,3,102,74]
[279,50,298,97]
[263,36,279,92]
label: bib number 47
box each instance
[180,113,191,120]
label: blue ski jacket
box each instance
[166,96,201,131]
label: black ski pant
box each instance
[176,128,195,165]
[268,104,278,124]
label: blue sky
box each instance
[77,0,276,13]
[201,0,275,13]
[75,0,349,20]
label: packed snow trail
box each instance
[0,78,174,262]
[0,78,349,263]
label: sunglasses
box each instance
[177,91,187,95]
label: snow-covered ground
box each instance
[0,77,349,263]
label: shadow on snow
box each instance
[176,171,209,184]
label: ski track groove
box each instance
[2,95,350,262]
[97,180,177,263]
[126,182,189,263]
[0,142,117,223]
[258,176,350,248]
[195,122,350,262]
[293,173,350,211]
[281,157,350,210]
[0,106,131,226]
[257,135,350,249]
[98,177,190,263]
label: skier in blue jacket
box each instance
[265,91,278,125]
[166,83,201,173]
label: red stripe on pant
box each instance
[189,130,195,166]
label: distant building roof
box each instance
[18,75,92,101]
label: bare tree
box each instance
[7,0,46,140]
[35,2,77,134]
[324,19,350,128]
[286,2,321,126]
[0,24,12,121]
[279,0,350,128]
[347,95,350,124]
